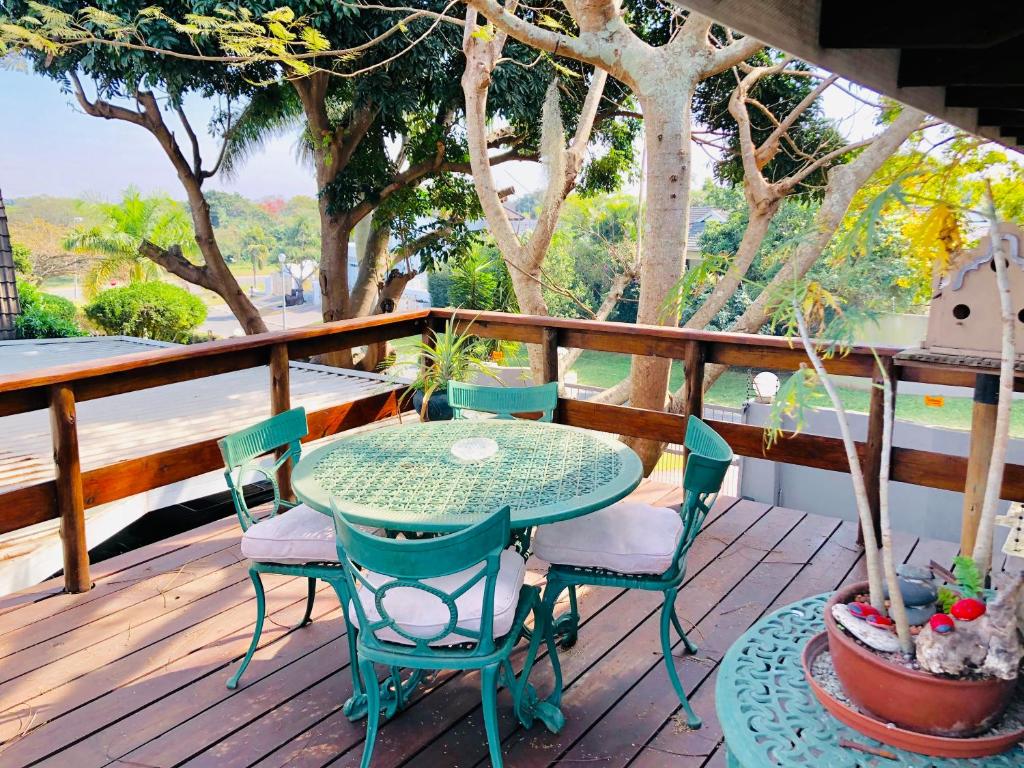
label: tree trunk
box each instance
[317,205,354,366]
[626,88,693,473]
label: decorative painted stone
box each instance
[847,602,880,619]
[950,598,987,621]
[929,614,955,634]
[884,564,939,625]
[831,603,901,653]
[865,614,894,628]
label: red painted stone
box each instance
[865,614,894,627]
[929,613,955,634]
[950,598,986,621]
[847,602,881,619]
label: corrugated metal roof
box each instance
[0,337,404,493]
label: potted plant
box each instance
[766,187,1024,755]
[405,318,491,421]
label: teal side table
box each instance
[716,595,1024,767]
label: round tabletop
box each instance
[715,594,1024,767]
[292,419,643,532]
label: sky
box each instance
[0,64,885,204]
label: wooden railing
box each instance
[1,307,1021,593]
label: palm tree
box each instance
[64,188,198,297]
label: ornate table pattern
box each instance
[292,419,644,532]
[716,595,1024,767]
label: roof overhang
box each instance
[678,0,1024,153]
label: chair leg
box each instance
[359,659,380,768]
[540,585,565,711]
[481,664,504,768]
[327,578,368,721]
[660,589,701,729]
[559,585,579,649]
[227,568,265,690]
[298,577,316,628]
[669,602,699,655]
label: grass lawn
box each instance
[569,350,1024,437]
[387,341,1024,437]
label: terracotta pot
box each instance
[824,581,1017,737]
[804,633,1024,758]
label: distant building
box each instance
[686,206,728,270]
[0,190,20,341]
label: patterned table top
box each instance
[292,419,644,532]
[715,594,1024,767]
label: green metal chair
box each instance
[448,380,558,422]
[533,416,733,728]
[218,407,365,712]
[331,503,562,768]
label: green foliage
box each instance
[449,245,517,314]
[14,279,85,338]
[693,53,849,197]
[403,319,491,415]
[65,187,197,297]
[952,554,983,599]
[762,366,826,449]
[937,586,958,614]
[12,242,33,274]
[85,281,207,342]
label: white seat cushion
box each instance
[241,503,340,564]
[533,502,684,575]
[349,548,526,646]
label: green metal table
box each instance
[716,595,1024,767]
[292,418,643,731]
[292,419,644,533]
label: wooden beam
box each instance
[859,358,893,546]
[820,4,1024,49]
[539,328,559,386]
[899,43,1024,88]
[49,383,90,593]
[269,343,293,502]
[682,340,705,452]
[946,85,1024,109]
[977,109,1024,127]
[960,374,999,557]
[0,311,429,416]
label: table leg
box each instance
[513,593,566,735]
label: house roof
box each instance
[688,206,727,252]
[678,1,1024,153]
[0,191,19,341]
[0,337,403,494]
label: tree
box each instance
[64,188,196,297]
[462,0,762,470]
[85,280,207,342]
[3,1,270,332]
[462,7,639,380]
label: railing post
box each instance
[49,383,90,593]
[960,372,999,556]
[682,340,705,452]
[540,328,559,384]
[269,342,294,501]
[860,356,894,546]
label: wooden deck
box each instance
[0,481,964,768]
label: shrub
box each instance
[85,281,207,342]
[14,280,86,339]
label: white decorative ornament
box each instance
[450,437,499,463]
[995,501,1024,557]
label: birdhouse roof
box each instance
[943,224,1024,291]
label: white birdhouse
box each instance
[923,222,1024,360]
[996,502,1024,558]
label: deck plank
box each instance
[0,484,974,768]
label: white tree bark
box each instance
[465,0,762,471]
[972,198,1015,575]
[877,358,913,653]
[795,307,885,609]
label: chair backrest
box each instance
[218,407,307,530]
[332,503,511,657]
[670,417,734,577]
[448,380,558,422]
